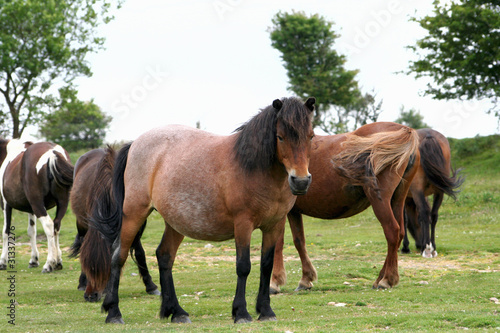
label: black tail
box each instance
[80,143,132,292]
[49,151,74,188]
[69,233,84,258]
[419,136,464,199]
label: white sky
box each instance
[64,0,499,142]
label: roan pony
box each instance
[0,139,73,272]
[401,128,463,258]
[80,97,315,324]
[70,147,160,301]
[271,122,420,292]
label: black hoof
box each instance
[106,316,125,324]
[235,317,253,324]
[172,315,191,323]
[84,292,101,303]
[0,264,6,270]
[55,263,63,271]
[258,315,277,322]
[401,248,411,254]
[147,288,161,296]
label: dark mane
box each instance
[233,97,312,172]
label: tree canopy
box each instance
[39,88,112,151]
[0,0,120,138]
[269,11,381,133]
[395,106,429,129]
[407,0,500,116]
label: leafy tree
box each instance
[0,0,120,138]
[395,106,429,129]
[39,88,112,151]
[269,11,381,133]
[407,0,500,117]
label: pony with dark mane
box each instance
[0,139,73,272]
[271,122,420,292]
[69,147,160,301]
[80,97,315,324]
[401,128,463,257]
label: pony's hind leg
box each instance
[289,211,317,291]
[429,192,444,257]
[270,224,286,294]
[131,221,160,295]
[38,215,58,273]
[27,214,40,268]
[157,224,190,323]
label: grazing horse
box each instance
[271,122,420,293]
[80,97,315,324]
[401,128,463,258]
[0,139,73,272]
[70,147,160,302]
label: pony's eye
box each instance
[277,136,284,142]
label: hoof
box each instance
[269,286,281,295]
[147,288,161,296]
[29,262,39,268]
[42,266,54,273]
[172,315,191,324]
[258,315,277,322]
[401,247,411,254]
[78,285,86,291]
[0,264,6,270]
[235,317,253,324]
[84,292,102,303]
[106,316,125,324]
[55,262,63,271]
[295,284,312,292]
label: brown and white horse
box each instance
[271,122,421,292]
[0,139,73,272]
[80,97,315,324]
[70,147,159,301]
[401,128,463,258]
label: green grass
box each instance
[1,136,500,332]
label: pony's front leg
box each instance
[0,205,13,270]
[27,214,40,268]
[232,222,253,324]
[256,222,285,322]
[157,224,190,323]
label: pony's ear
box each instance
[305,97,316,112]
[273,99,283,111]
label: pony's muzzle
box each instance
[289,174,312,195]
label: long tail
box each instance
[419,136,464,199]
[332,126,420,196]
[48,151,74,188]
[80,143,131,292]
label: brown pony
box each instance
[401,128,463,257]
[0,139,73,272]
[271,122,420,292]
[70,147,160,302]
[80,97,315,324]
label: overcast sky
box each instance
[67,0,499,142]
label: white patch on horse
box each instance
[0,139,27,203]
[35,145,67,175]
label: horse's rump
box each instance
[419,134,463,199]
[332,126,419,195]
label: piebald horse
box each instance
[271,122,420,292]
[70,147,159,301]
[0,139,73,272]
[81,97,315,324]
[401,128,463,257]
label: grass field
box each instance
[1,135,499,332]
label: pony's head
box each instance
[274,97,315,195]
[234,97,315,195]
